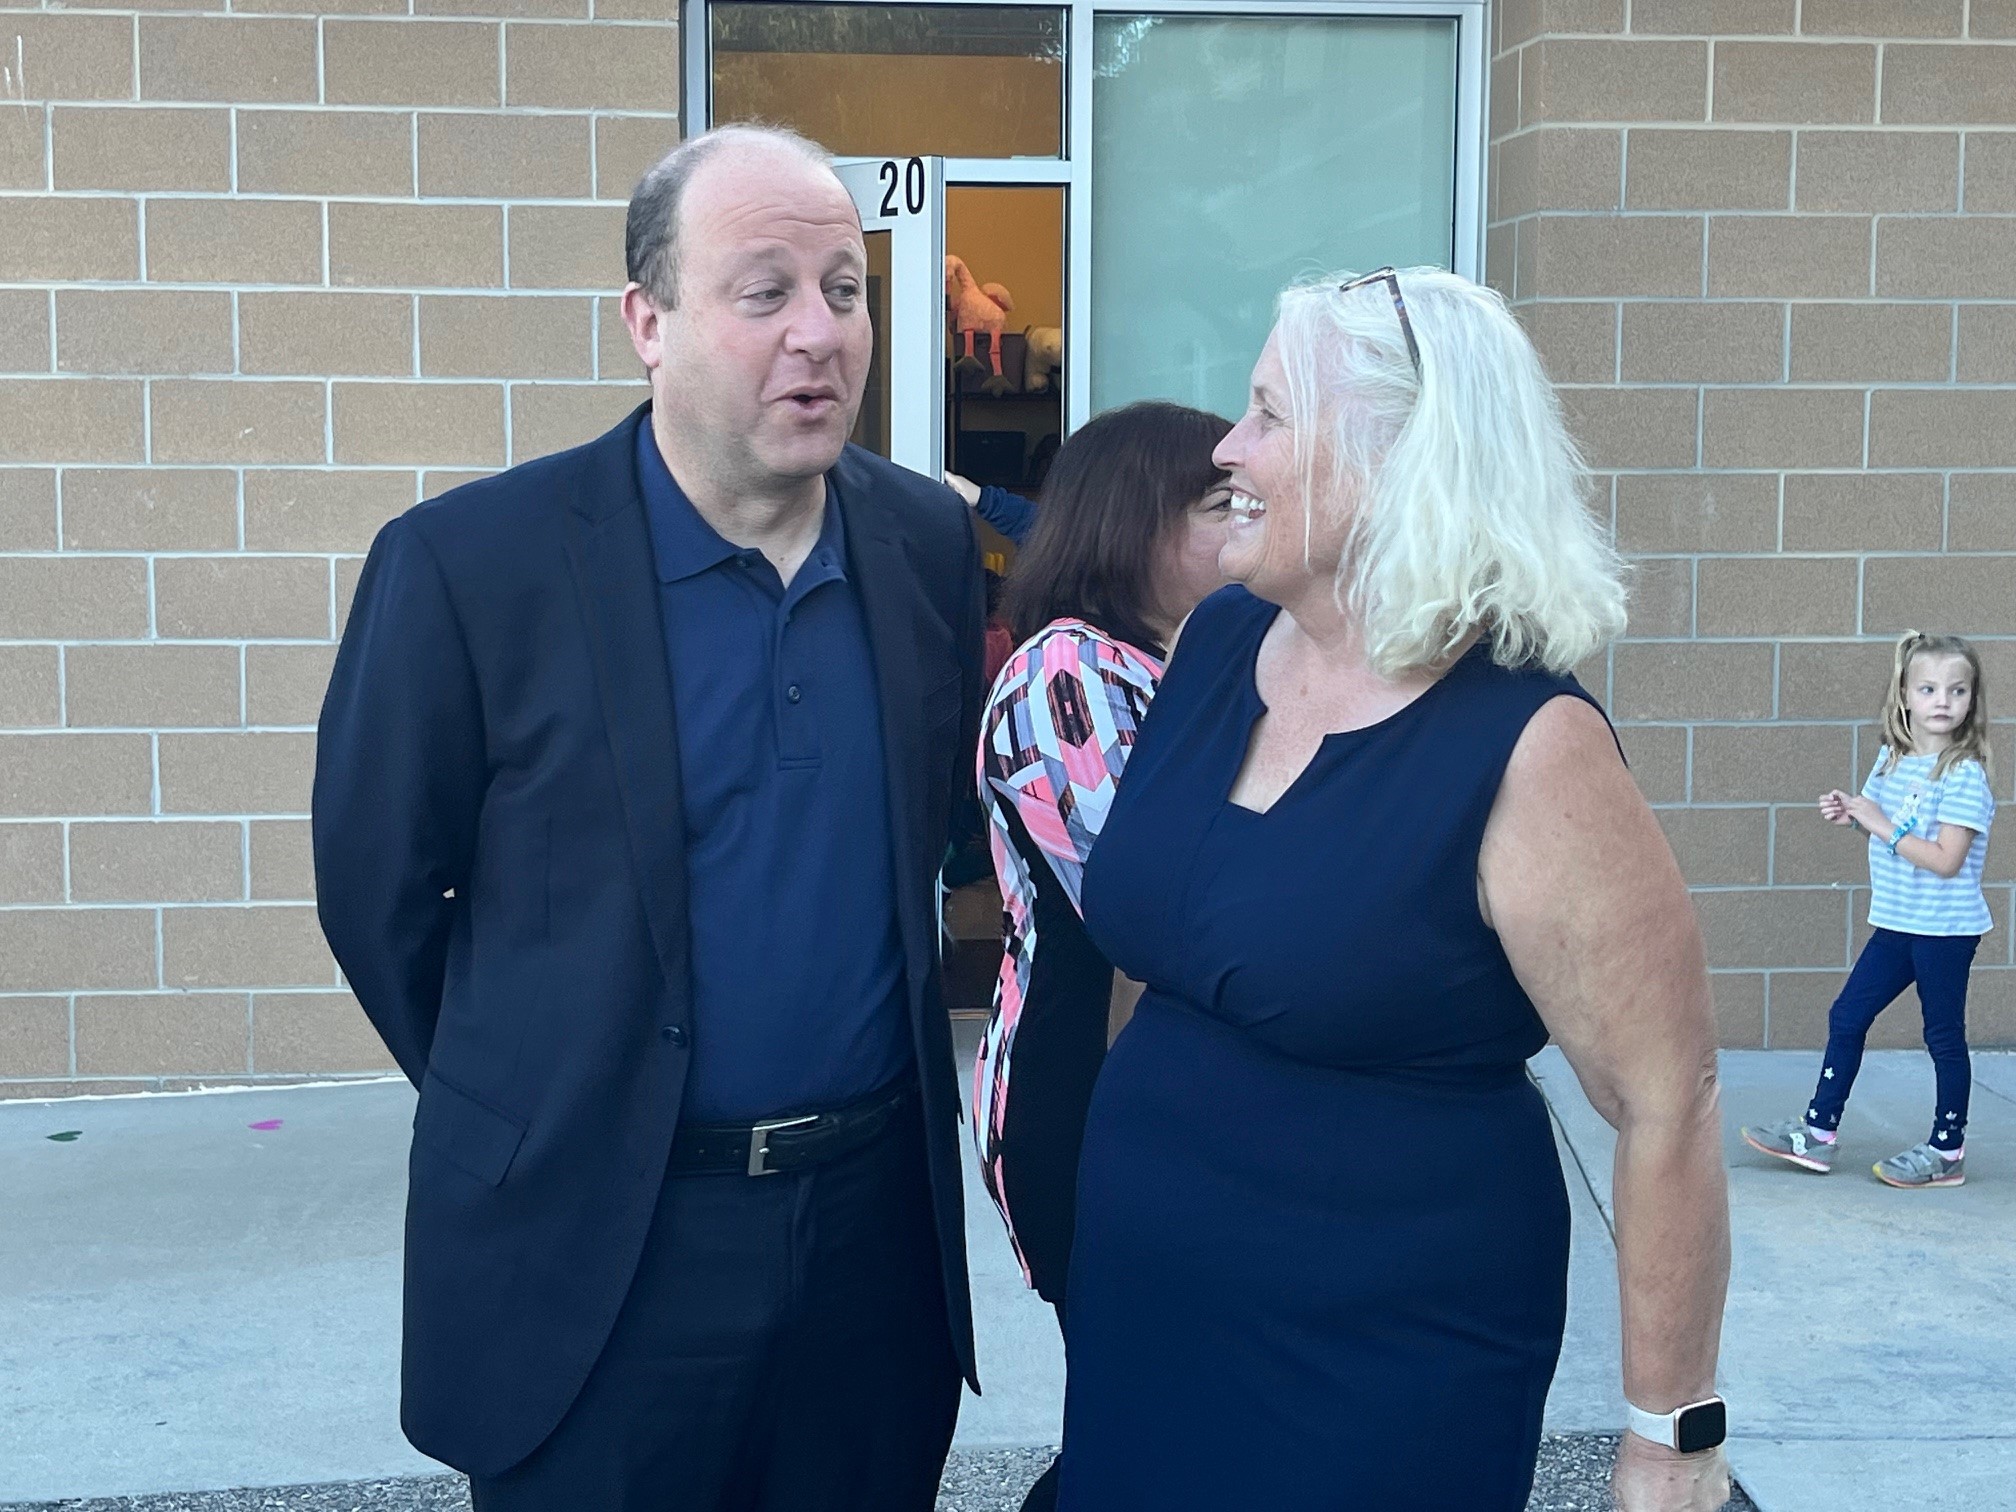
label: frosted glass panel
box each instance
[1091,15,1458,418]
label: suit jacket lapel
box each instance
[561,404,692,1000]
[836,452,937,1010]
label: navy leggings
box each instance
[1805,928,1979,1150]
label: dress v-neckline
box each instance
[1223,611,1477,817]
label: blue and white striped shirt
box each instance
[1862,750,1996,938]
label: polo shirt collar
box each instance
[635,416,849,590]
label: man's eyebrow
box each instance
[726,246,793,276]
[721,245,866,281]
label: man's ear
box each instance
[620,282,668,371]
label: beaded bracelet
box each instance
[1886,816,1918,855]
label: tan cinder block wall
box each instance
[0,0,671,1094]
[1491,0,2016,1049]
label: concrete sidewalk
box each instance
[1532,1047,2016,1512]
[5,1043,2001,1509]
[0,1057,1638,1509]
[0,1070,1064,1503]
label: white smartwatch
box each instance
[1627,1396,1727,1454]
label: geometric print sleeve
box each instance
[980,621,1164,915]
[972,619,1163,1286]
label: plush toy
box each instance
[944,254,1016,396]
[1023,326,1063,394]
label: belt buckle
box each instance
[747,1114,819,1176]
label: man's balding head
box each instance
[626,124,846,311]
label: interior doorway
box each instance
[944,184,1065,578]
[936,184,1067,1014]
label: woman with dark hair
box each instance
[971,400,1232,1512]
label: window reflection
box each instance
[1091,15,1459,418]
[712,4,1066,159]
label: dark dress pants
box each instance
[468,1103,961,1512]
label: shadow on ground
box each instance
[4,1438,1755,1512]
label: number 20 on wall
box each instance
[877,158,927,217]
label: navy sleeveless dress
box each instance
[1058,586,1600,1511]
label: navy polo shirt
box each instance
[635,424,911,1123]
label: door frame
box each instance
[834,155,949,479]
[681,0,1489,434]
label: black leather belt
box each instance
[667,1080,916,1177]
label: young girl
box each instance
[1743,631,1996,1188]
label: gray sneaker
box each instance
[1873,1142,1965,1188]
[1741,1118,1836,1173]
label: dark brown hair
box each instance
[1003,401,1232,654]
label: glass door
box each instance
[690,0,1487,436]
[835,155,948,481]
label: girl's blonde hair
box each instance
[1879,630,1993,781]
[1274,267,1627,678]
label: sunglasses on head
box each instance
[1339,267,1422,376]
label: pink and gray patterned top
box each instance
[971,619,1163,1283]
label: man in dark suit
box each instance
[313,123,982,1510]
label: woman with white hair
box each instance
[1057,269,1733,1512]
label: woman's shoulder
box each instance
[1021,617,1158,666]
[1166,585,1274,666]
[1450,637,1606,724]
[993,619,1160,699]
[1412,640,1619,795]
[1191,583,1273,631]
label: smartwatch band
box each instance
[1628,1396,1727,1455]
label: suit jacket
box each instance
[313,404,984,1477]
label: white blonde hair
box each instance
[1274,266,1626,677]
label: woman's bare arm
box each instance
[1479,696,1731,1502]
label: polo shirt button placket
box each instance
[661,1025,688,1048]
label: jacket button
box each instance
[661,1025,688,1047]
